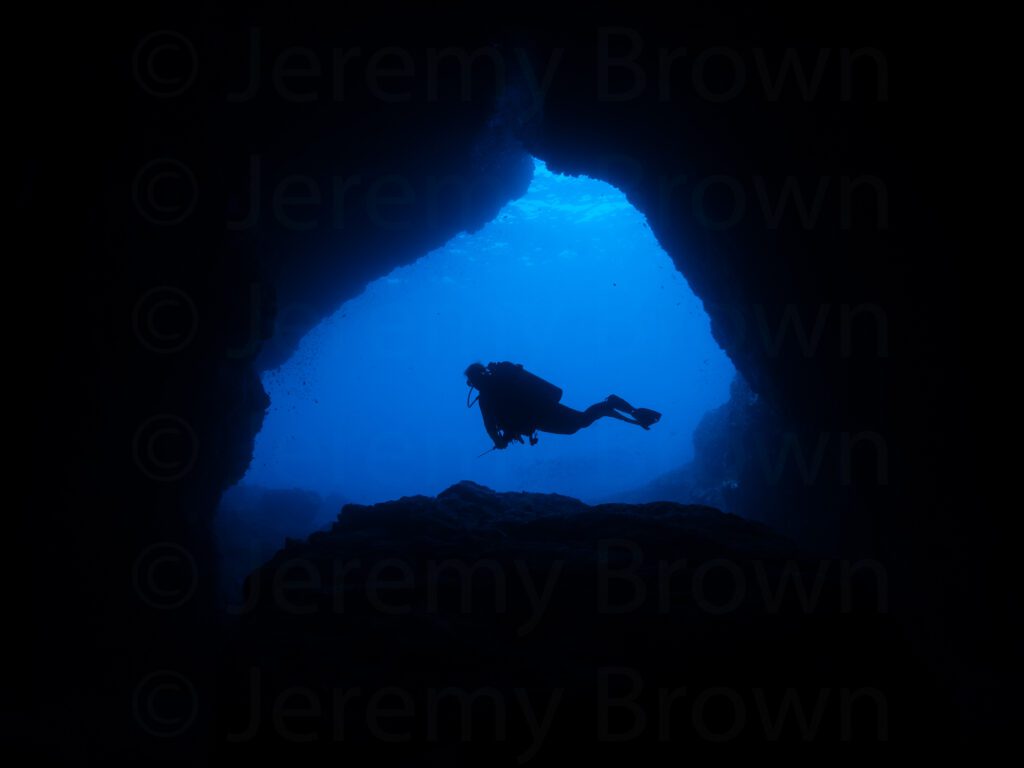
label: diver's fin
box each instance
[633,408,661,430]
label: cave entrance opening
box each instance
[218,157,736,583]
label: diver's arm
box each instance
[479,399,508,448]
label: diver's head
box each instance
[464,362,488,389]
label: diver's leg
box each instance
[606,394,637,415]
[605,409,644,425]
[534,403,601,435]
[607,394,661,429]
[535,401,639,434]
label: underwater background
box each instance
[220,159,736,574]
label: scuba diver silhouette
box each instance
[465,361,661,454]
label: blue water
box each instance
[240,158,735,505]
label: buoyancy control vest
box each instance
[467,362,563,444]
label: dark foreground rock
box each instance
[215,481,950,762]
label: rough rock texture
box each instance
[605,376,765,511]
[215,486,345,606]
[216,481,944,760]
[16,2,1006,762]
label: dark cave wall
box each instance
[512,26,916,548]
[16,2,1001,761]
[19,9,536,762]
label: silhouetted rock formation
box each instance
[16,4,1005,762]
[216,481,945,760]
[605,376,764,511]
[215,485,346,606]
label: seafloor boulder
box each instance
[216,481,947,760]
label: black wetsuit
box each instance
[478,388,632,445]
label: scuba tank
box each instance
[486,362,562,407]
[466,362,562,449]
